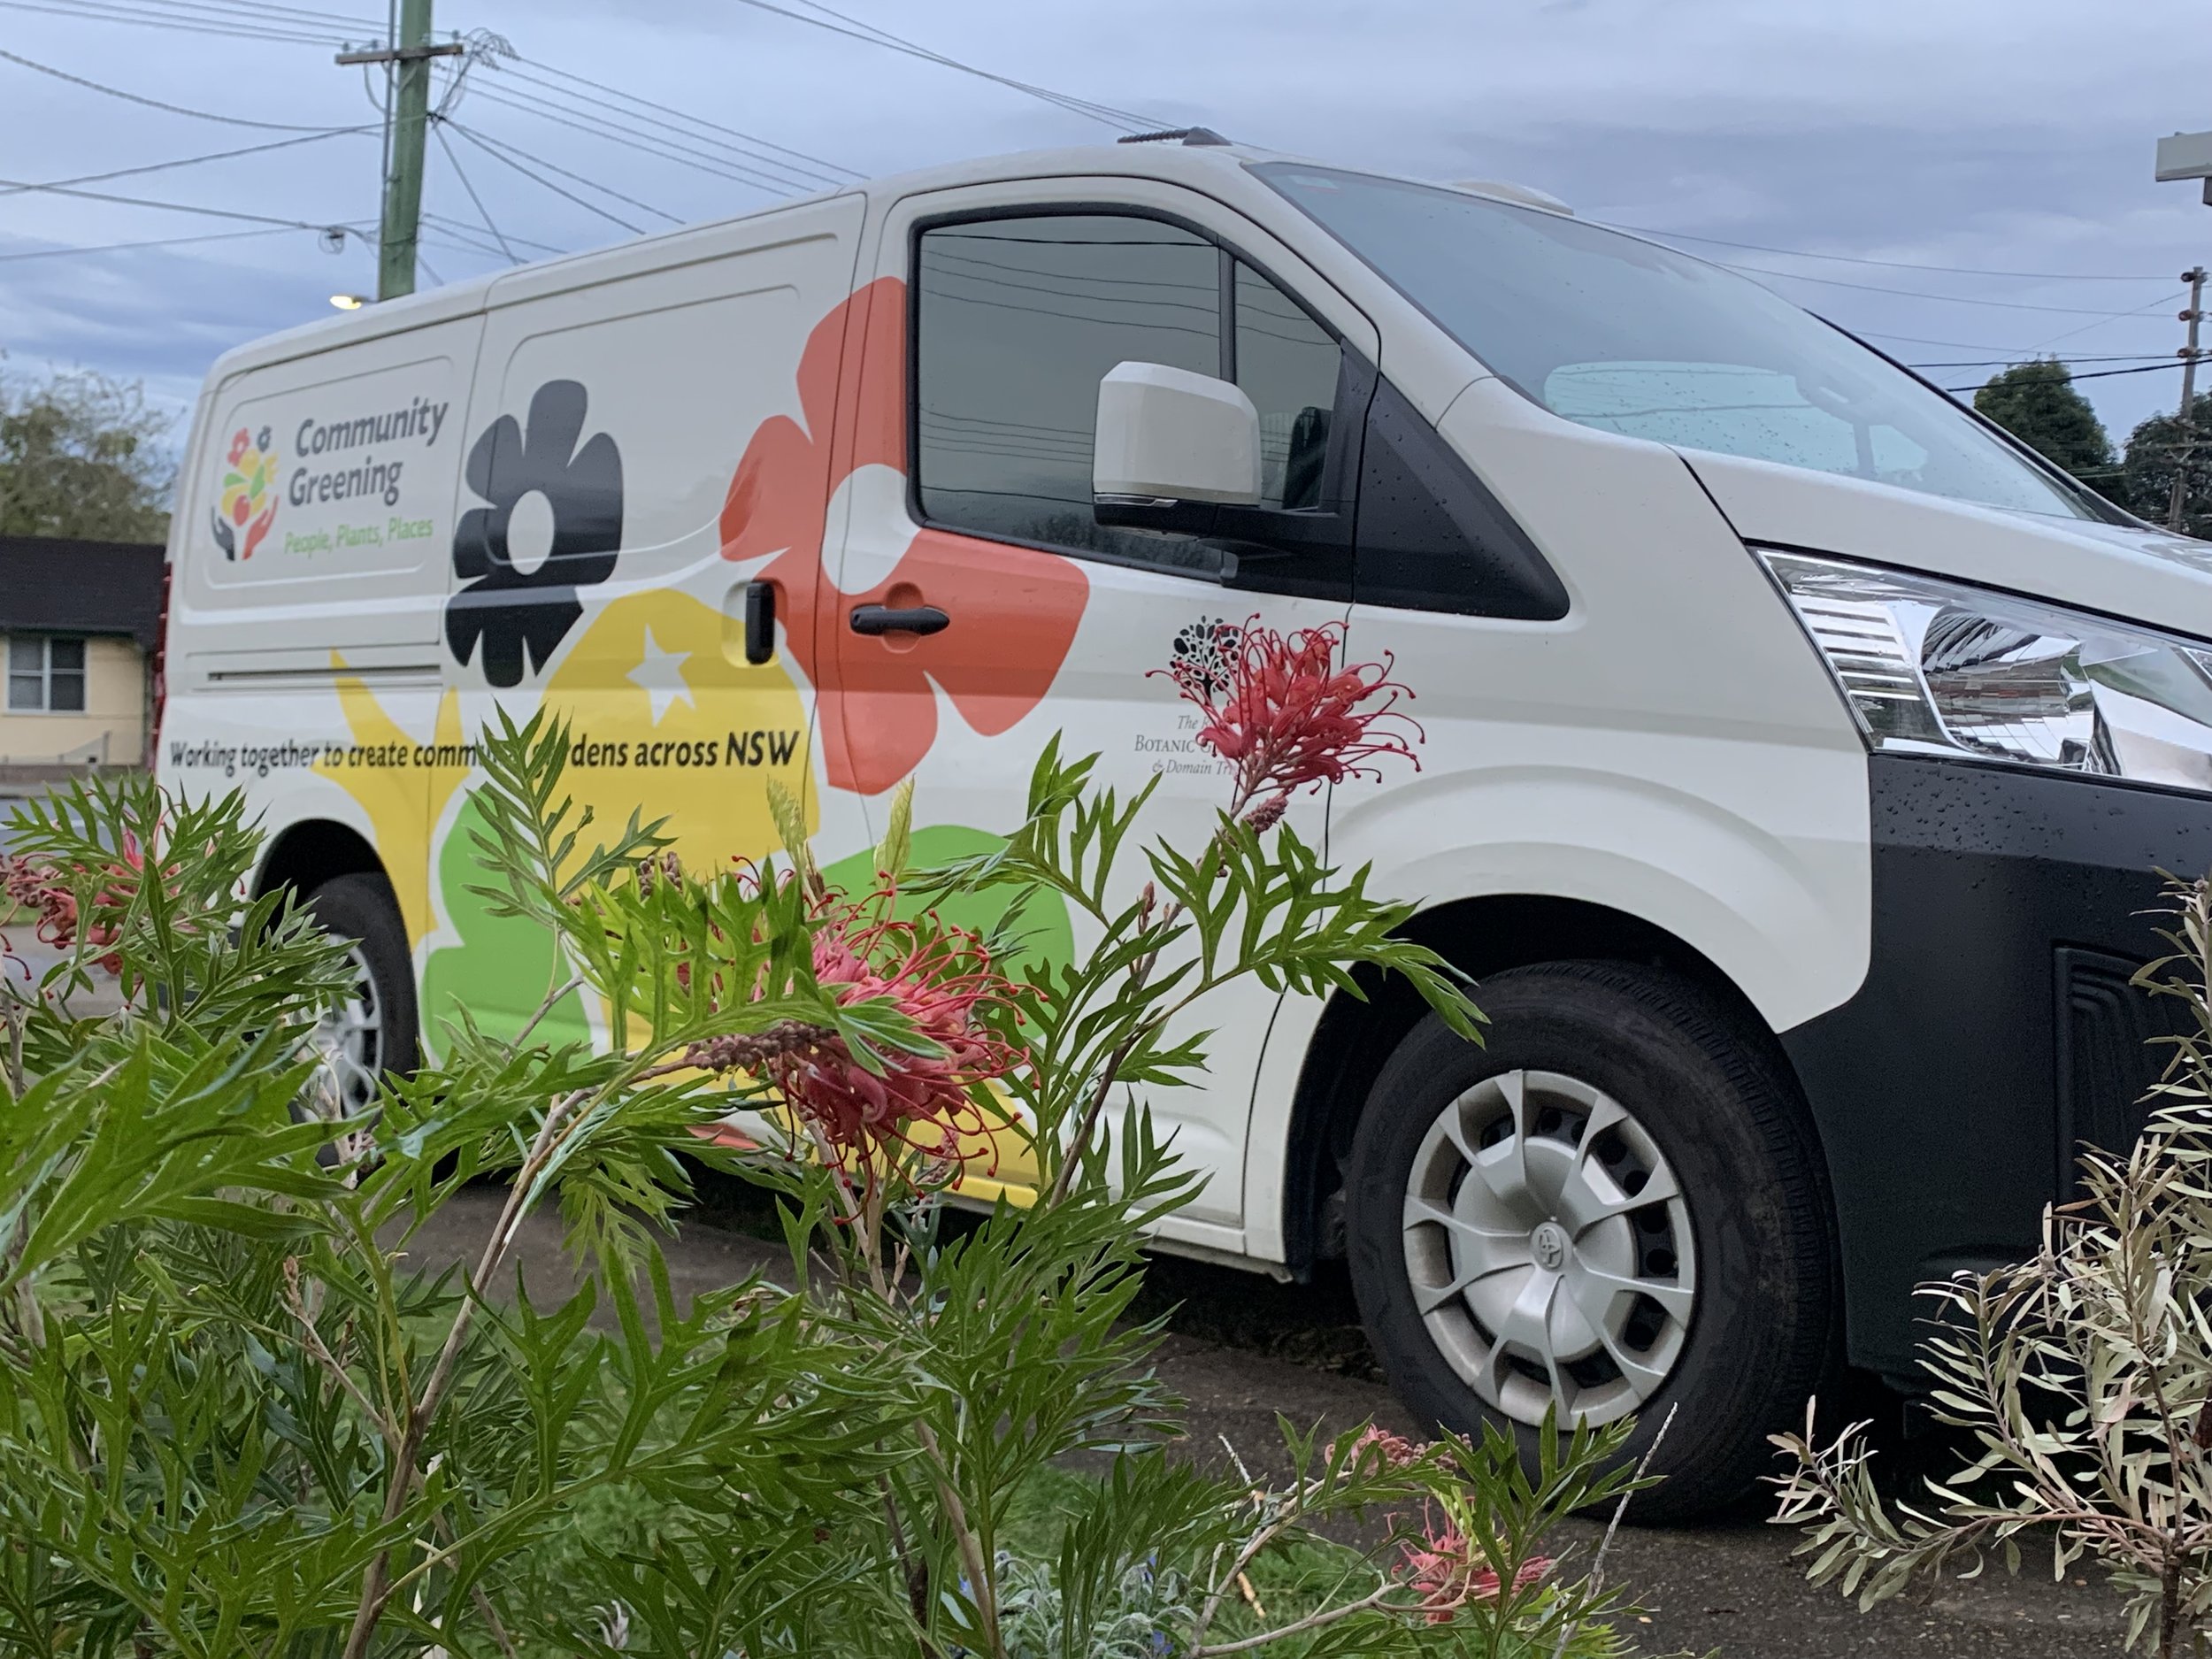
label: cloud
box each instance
[0,0,2201,444]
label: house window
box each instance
[6,635,88,713]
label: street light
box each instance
[2159,132,2212,202]
[2154,135,2212,530]
[329,294,367,311]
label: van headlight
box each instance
[1762,549,2212,793]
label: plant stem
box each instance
[282,1258,399,1445]
[340,1085,592,1659]
[913,1416,1002,1659]
[1553,1402,1677,1659]
[1045,1025,1144,1207]
[1187,1579,1411,1657]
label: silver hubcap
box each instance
[307,942,383,1119]
[1402,1068,1696,1427]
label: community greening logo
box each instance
[211,425,278,561]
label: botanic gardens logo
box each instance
[211,425,278,561]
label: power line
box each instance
[440,120,642,234]
[1611,222,2171,283]
[1904,354,2172,368]
[1942,360,2194,393]
[730,0,1151,132]
[108,0,380,28]
[0,46,355,131]
[2031,286,2194,355]
[0,173,365,234]
[785,0,1151,129]
[1855,327,2071,353]
[0,0,360,47]
[22,0,381,36]
[1730,262,2185,316]
[442,123,677,227]
[460,80,833,197]
[0,226,300,262]
[420,211,564,257]
[0,127,373,200]
[489,65,838,194]
[432,120,516,263]
[505,58,859,185]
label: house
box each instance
[1,535,165,779]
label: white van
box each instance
[159,132,2212,1517]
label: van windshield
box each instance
[1252,163,2093,521]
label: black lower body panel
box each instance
[1780,753,2212,1382]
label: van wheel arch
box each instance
[256,819,385,908]
[256,822,421,1087]
[1279,894,1831,1272]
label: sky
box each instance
[1,0,2208,465]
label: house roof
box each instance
[0,536,165,652]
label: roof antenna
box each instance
[1118,126,1232,147]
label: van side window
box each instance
[913,214,1344,576]
[1233,262,1339,511]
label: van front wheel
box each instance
[1344,961,1836,1522]
[303,873,419,1116]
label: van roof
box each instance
[200,140,1561,384]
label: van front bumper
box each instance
[1778,752,2212,1385]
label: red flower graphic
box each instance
[718,278,1089,796]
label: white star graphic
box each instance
[627,626,695,725]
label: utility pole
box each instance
[337,6,463,302]
[2172,266,2207,533]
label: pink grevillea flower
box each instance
[0,842,145,975]
[1156,616,1421,826]
[1351,1425,1425,1470]
[761,900,1022,1174]
[1399,1517,1550,1624]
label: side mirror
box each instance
[1093,362,1262,520]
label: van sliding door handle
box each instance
[742,580,775,664]
[849,603,950,637]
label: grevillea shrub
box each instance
[0,625,1656,1658]
[1773,872,2212,1659]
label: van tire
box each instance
[303,873,419,1106]
[1344,961,1836,1522]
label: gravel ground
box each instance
[398,1183,2128,1659]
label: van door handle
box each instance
[849,603,950,637]
[742,580,775,664]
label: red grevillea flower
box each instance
[1399,1517,1549,1624]
[765,899,1021,1172]
[1156,616,1421,824]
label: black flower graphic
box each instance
[445,380,623,687]
[1170,616,1243,700]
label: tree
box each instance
[1974,358,2116,492]
[0,362,175,542]
[2121,392,2212,538]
